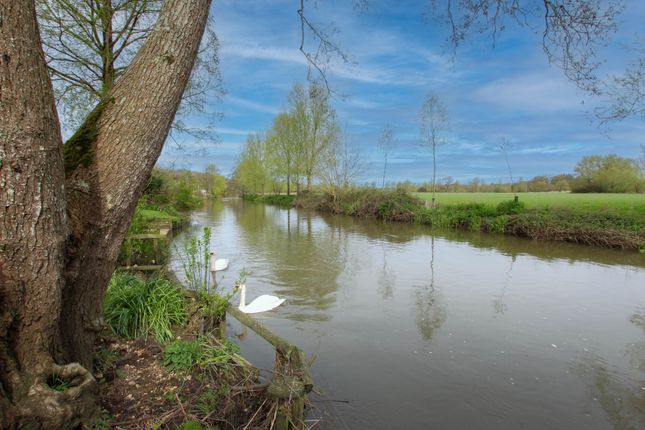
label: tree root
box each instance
[14,363,99,429]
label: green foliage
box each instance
[314,188,421,222]
[496,199,526,215]
[195,388,228,416]
[103,273,187,342]
[47,374,71,392]
[173,178,202,210]
[299,188,644,250]
[90,409,112,430]
[243,194,295,207]
[145,173,165,196]
[416,192,645,216]
[177,421,219,430]
[63,98,112,176]
[197,291,232,323]
[163,338,240,373]
[572,154,644,193]
[178,227,234,321]
[163,339,203,372]
[179,227,212,294]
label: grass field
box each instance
[140,208,180,222]
[416,192,645,216]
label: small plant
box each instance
[47,374,70,392]
[178,227,212,294]
[177,421,216,430]
[195,387,229,416]
[103,273,187,342]
[163,339,203,372]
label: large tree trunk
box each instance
[0,1,97,427]
[61,0,212,367]
[1,0,212,426]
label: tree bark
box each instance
[1,1,98,427]
[61,0,212,367]
[1,0,212,426]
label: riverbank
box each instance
[243,190,645,251]
[94,271,273,429]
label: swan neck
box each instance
[239,284,246,308]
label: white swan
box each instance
[236,284,285,314]
[209,251,228,272]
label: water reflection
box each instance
[230,201,342,319]
[377,244,395,299]
[415,236,446,341]
[492,255,516,317]
[570,307,645,429]
[170,199,645,430]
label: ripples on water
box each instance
[170,199,645,430]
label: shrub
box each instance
[496,199,526,215]
[103,273,187,342]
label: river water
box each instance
[170,198,645,429]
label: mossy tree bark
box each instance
[0,0,211,427]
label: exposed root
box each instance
[16,363,99,429]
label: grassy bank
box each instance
[290,189,644,251]
[95,271,271,429]
[243,193,296,207]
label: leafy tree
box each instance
[234,133,271,194]
[267,112,301,195]
[204,164,226,197]
[289,81,339,191]
[572,154,644,193]
[419,92,449,207]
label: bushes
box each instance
[496,199,526,215]
[103,272,187,342]
[242,194,296,207]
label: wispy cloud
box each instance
[226,95,281,115]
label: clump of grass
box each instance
[103,272,187,343]
[163,338,240,373]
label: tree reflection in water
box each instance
[415,236,446,341]
[571,308,645,429]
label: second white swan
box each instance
[209,251,229,272]
[236,284,285,314]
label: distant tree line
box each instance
[382,154,644,194]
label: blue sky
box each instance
[158,0,645,184]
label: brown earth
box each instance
[93,334,272,429]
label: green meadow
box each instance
[416,192,645,216]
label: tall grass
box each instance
[103,272,187,342]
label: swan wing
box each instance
[213,258,229,271]
[240,295,285,314]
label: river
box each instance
[170,198,645,429]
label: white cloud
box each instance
[475,73,585,113]
[226,95,281,115]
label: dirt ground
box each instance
[94,334,272,429]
